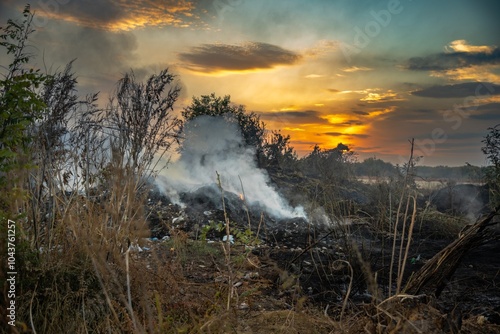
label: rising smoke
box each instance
[156,115,306,219]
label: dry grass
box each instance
[5,150,497,333]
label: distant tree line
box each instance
[351,157,490,183]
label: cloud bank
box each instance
[406,40,500,72]
[258,110,327,125]
[411,82,500,98]
[179,42,301,72]
[30,0,196,30]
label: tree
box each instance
[181,93,265,161]
[353,157,397,178]
[27,61,80,247]
[0,5,46,175]
[106,69,182,175]
[298,143,357,217]
[482,124,500,207]
[300,143,354,182]
[262,130,297,171]
[0,5,47,219]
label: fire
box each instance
[239,193,245,201]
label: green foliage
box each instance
[300,143,354,183]
[413,164,485,181]
[182,93,266,157]
[199,220,256,245]
[482,124,500,168]
[0,5,46,175]
[200,220,226,241]
[0,5,47,224]
[353,157,397,178]
[233,227,255,245]
[262,130,298,171]
[482,124,500,207]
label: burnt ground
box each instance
[141,186,500,333]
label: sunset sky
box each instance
[1,0,499,166]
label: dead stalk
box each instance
[389,138,414,297]
[29,283,38,334]
[396,195,411,290]
[238,175,252,231]
[125,246,135,330]
[216,171,233,311]
[336,260,353,326]
[255,212,264,244]
[397,196,417,293]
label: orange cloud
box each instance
[32,0,197,31]
[365,107,396,119]
[305,74,326,78]
[430,64,500,84]
[360,90,406,103]
[303,39,339,57]
[445,40,496,54]
[341,66,373,72]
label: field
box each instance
[1,9,499,332]
[3,175,499,333]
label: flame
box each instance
[239,193,245,201]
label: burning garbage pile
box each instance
[147,184,316,247]
[148,115,324,247]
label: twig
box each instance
[336,260,353,327]
[29,282,38,334]
[389,138,414,297]
[289,228,337,264]
[397,196,417,293]
[216,171,233,311]
[125,246,137,331]
[238,175,252,231]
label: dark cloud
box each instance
[178,42,301,72]
[324,132,370,138]
[327,88,340,93]
[0,2,17,21]
[469,113,500,121]
[445,132,487,140]
[293,140,322,146]
[258,110,327,124]
[339,120,364,126]
[38,25,137,73]
[411,82,500,98]
[476,102,500,112]
[401,82,424,90]
[352,110,369,115]
[28,0,196,30]
[406,48,500,71]
[469,103,500,121]
[355,146,381,151]
[414,109,434,113]
[27,20,140,98]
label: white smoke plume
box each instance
[156,115,306,219]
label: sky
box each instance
[1,0,499,166]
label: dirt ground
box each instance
[140,193,500,333]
